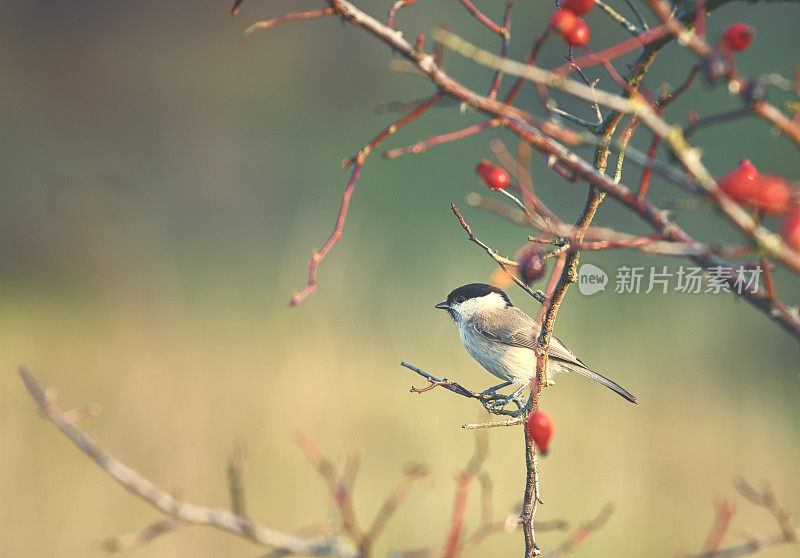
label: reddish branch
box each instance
[442,432,488,558]
[401,361,516,413]
[383,120,500,159]
[248,1,800,340]
[386,0,421,29]
[244,8,335,36]
[488,2,513,99]
[243,3,800,556]
[679,479,799,558]
[288,93,441,307]
[459,0,506,36]
[701,497,736,554]
[644,0,800,148]
[550,504,615,556]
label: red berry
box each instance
[718,160,793,215]
[518,248,546,285]
[562,0,595,16]
[548,9,578,35]
[750,174,794,215]
[476,160,511,191]
[782,204,800,252]
[734,159,758,181]
[561,17,590,47]
[721,23,754,52]
[525,410,554,455]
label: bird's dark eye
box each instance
[455,296,465,303]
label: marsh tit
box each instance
[435,283,637,407]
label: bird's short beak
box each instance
[434,301,450,310]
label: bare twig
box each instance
[733,478,798,543]
[488,2,513,99]
[289,92,441,306]
[386,0,421,29]
[228,441,248,517]
[103,519,184,552]
[366,463,429,542]
[701,497,737,554]
[544,504,614,557]
[442,431,488,558]
[451,204,546,304]
[459,0,506,36]
[18,367,356,557]
[62,402,102,423]
[679,478,800,558]
[244,8,336,36]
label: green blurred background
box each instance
[2,1,799,556]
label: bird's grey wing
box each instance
[470,307,538,349]
[472,308,637,404]
[471,308,584,366]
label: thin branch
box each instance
[544,504,615,557]
[289,92,441,306]
[288,161,362,307]
[228,441,248,517]
[244,8,335,36]
[488,2,513,99]
[680,478,800,558]
[293,431,366,550]
[733,478,798,543]
[18,367,356,557]
[103,519,184,552]
[463,416,524,429]
[702,497,737,554]
[594,0,641,35]
[643,0,800,148]
[383,120,501,159]
[62,402,102,423]
[621,0,650,30]
[459,0,506,36]
[386,0,421,29]
[442,432,489,558]
[366,463,429,542]
[401,361,502,402]
[451,204,546,304]
[343,93,442,169]
[521,421,542,557]
[433,27,800,275]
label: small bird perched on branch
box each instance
[435,283,637,409]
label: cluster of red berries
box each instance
[548,0,594,47]
[717,160,800,251]
[526,410,554,455]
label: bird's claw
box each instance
[482,391,528,416]
[480,381,512,399]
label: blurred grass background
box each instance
[2,1,799,556]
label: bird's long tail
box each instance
[572,366,638,404]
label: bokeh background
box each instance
[2,1,799,556]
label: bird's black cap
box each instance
[442,283,512,307]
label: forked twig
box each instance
[18,367,356,557]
